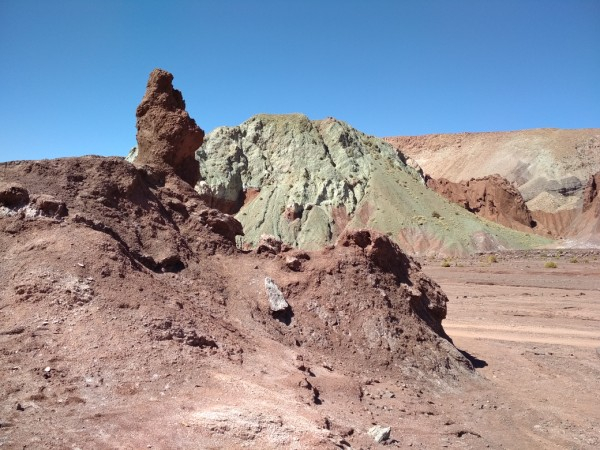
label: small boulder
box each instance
[32,195,68,218]
[257,234,283,255]
[285,255,302,271]
[0,183,29,208]
[264,277,289,312]
[198,208,244,243]
[367,425,391,443]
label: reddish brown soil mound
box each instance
[0,155,472,448]
[426,174,537,233]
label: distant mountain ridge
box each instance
[385,128,600,246]
[384,128,600,213]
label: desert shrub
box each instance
[487,254,498,263]
[431,211,441,219]
[544,261,557,269]
[441,258,452,267]
[569,257,578,264]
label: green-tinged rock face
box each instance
[196,114,553,255]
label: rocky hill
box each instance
[0,69,478,448]
[196,115,551,256]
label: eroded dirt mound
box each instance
[135,68,205,186]
[0,156,472,448]
[425,174,537,233]
[248,229,468,372]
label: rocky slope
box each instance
[385,128,600,213]
[196,114,551,256]
[0,69,477,448]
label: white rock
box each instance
[368,425,391,443]
[264,277,289,312]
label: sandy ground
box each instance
[419,251,600,449]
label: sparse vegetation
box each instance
[569,257,578,264]
[544,261,557,269]
[441,258,452,267]
[488,254,498,263]
[432,211,441,219]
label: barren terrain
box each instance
[2,240,599,449]
[420,250,600,449]
[2,70,598,449]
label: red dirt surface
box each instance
[0,156,473,449]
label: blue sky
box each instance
[1,0,599,162]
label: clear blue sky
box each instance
[1,0,599,162]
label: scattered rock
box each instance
[32,194,68,218]
[183,330,218,348]
[197,208,244,243]
[257,234,283,255]
[285,255,301,271]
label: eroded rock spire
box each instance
[135,68,204,185]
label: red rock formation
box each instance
[135,68,204,186]
[426,174,536,233]
[336,229,449,337]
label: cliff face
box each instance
[196,114,551,256]
[582,172,600,213]
[426,175,536,233]
[566,171,600,247]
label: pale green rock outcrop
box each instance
[196,114,552,255]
